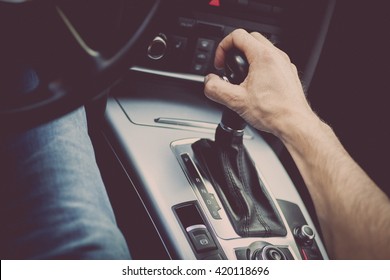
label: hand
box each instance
[204,29,316,137]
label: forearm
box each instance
[279,113,390,259]
[203,29,390,258]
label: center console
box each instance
[100,0,336,260]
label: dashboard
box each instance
[132,0,334,90]
[95,0,337,260]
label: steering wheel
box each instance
[0,0,161,131]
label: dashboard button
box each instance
[196,38,215,52]
[294,225,315,246]
[147,34,167,60]
[195,52,208,63]
[191,63,205,74]
[171,36,188,53]
[186,224,217,253]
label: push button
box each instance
[191,63,206,74]
[186,225,217,253]
[195,52,208,63]
[196,38,215,52]
[294,225,315,246]
[171,36,188,53]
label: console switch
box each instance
[294,225,315,246]
[171,36,188,53]
[196,38,215,52]
[186,224,217,253]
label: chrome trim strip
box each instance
[155,117,217,130]
[131,66,205,82]
[186,224,207,232]
[155,118,253,139]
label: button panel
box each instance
[137,7,282,76]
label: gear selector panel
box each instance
[172,137,325,260]
[181,153,222,220]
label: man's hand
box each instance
[204,29,316,138]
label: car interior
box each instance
[1,0,389,260]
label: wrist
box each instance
[274,110,330,147]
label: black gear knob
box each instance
[224,49,249,84]
[220,49,249,132]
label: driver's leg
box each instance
[0,107,130,259]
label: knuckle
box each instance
[278,49,291,62]
[231,28,250,43]
[291,63,298,72]
[260,47,274,63]
[204,79,224,101]
[259,47,291,65]
[232,28,247,36]
[250,31,261,37]
[226,91,246,111]
[205,77,219,92]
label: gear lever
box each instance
[218,49,249,135]
[192,49,286,237]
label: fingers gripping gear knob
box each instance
[194,48,287,238]
[219,49,249,133]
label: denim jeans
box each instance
[0,67,130,259]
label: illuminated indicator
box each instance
[200,238,209,245]
[209,0,220,7]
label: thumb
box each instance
[204,73,247,112]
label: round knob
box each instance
[147,33,167,60]
[294,225,315,245]
[253,245,286,260]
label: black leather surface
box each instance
[192,126,287,237]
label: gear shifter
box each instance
[215,49,249,150]
[192,49,286,237]
[218,49,248,134]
